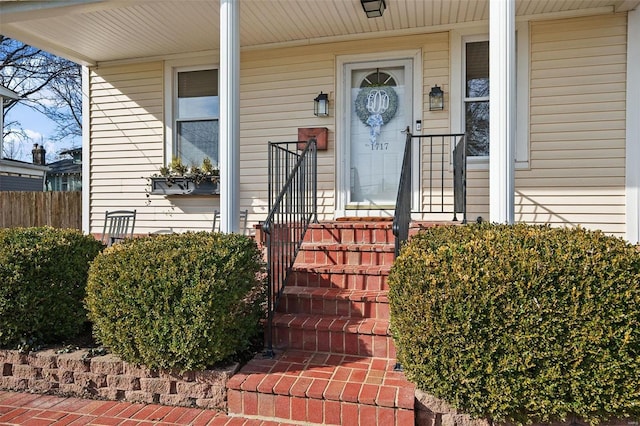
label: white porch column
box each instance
[489,0,516,224]
[219,0,240,233]
[82,65,90,234]
[626,8,640,244]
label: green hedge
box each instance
[85,232,265,372]
[0,227,104,348]
[389,223,640,425]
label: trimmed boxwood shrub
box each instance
[0,227,104,348]
[85,232,265,372]
[389,223,640,425]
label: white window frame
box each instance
[450,24,529,170]
[164,56,219,165]
[462,35,490,160]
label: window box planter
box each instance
[149,177,219,196]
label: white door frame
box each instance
[335,49,422,218]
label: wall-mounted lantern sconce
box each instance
[429,85,444,111]
[360,0,386,18]
[314,92,329,117]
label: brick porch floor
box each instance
[0,391,295,425]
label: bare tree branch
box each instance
[1,35,81,157]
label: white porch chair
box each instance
[212,209,248,235]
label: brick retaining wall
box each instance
[0,349,238,411]
[415,389,638,426]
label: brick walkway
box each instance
[0,391,295,425]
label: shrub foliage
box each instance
[86,232,265,372]
[389,223,640,425]
[0,227,104,347]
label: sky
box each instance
[4,102,80,164]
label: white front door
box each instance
[339,58,414,216]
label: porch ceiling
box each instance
[0,0,638,66]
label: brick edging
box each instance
[415,389,637,426]
[0,348,238,411]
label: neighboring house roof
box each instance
[0,0,637,66]
[0,158,49,175]
[45,147,81,176]
[47,157,81,176]
[45,148,82,192]
[46,148,81,177]
[59,147,82,157]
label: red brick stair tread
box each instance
[292,263,391,275]
[304,222,395,245]
[309,221,393,228]
[335,217,393,221]
[300,242,395,252]
[282,287,389,302]
[273,313,390,335]
[227,350,415,410]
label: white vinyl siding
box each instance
[240,34,439,222]
[517,13,627,235]
[420,31,489,223]
[89,35,439,235]
[90,62,227,235]
[88,13,629,236]
[418,33,454,220]
[422,32,450,132]
[239,47,335,221]
[452,14,628,231]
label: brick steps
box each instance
[272,314,396,358]
[296,242,396,266]
[227,350,415,426]
[289,264,391,290]
[277,287,389,318]
[304,222,395,244]
[227,220,417,425]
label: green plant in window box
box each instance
[147,157,220,197]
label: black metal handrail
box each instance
[392,131,413,258]
[262,139,317,356]
[392,132,467,257]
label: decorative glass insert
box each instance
[360,70,396,88]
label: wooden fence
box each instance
[0,191,82,229]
